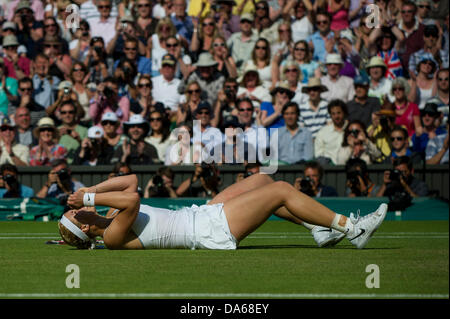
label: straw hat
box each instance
[194,52,218,68]
[33,117,58,139]
[301,77,328,93]
[270,82,295,99]
[366,56,387,70]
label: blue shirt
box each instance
[277,126,314,164]
[260,101,285,132]
[0,184,35,198]
[114,56,152,75]
[307,31,335,62]
[171,14,194,45]
[32,74,60,108]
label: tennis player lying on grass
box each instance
[59,173,387,250]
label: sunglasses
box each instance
[401,10,414,14]
[197,111,210,115]
[390,136,404,141]
[19,87,33,91]
[149,117,163,122]
[307,87,321,92]
[213,42,225,47]
[166,43,178,48]
[392,87,405,92]
[44,24,56,28]
[284,68,298,73]
[0,126,14,131]
[138,82,151,88]
[438,77,449,81]
[124,47,137,51]
[316,20,329,25]
[279,29,290,33]
[188,89,201,94]
[44,44,60,48]
[101,120,117,126]
[137,4,150,7]
[60,110,75,115]
[239,108,253,112]
[255,45,267,50]
[295,47,306,51]
[98,5,111,9]
[418,5,430,9]
[225,85,237,90]
[73,68,84,72]
[203,22,214,27]
[240,20,252,24]
[40,128,54,133]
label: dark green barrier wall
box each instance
[16,164,449,200]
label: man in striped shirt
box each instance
[298,78,330,138]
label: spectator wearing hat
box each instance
[87,0,117,47]
[226,13,259,73]
[112,114,159,165]
[412,101,446,155]
[192,101,224,158]
[2,34,30,80]
[89,76,130,133]
[315,99,348,165]
[426,121,449,164]
[260,82,294,130]
[73,125,115,166]
[163,36,193,80]
[57,100,88,165]
[29,117,67,166]
[278,101,314,164]
[100,111,126,152]
[347,74,381,128]
[1,22,18,48]
[6,0,45,21]
[392,77,423,137]
[152,53,183,113]
[0,57,19,116]
[366,56,394,105]
[408,25,448,79]
[367,107,398,163]
[298,77,330,138]
[236,63,271,109]
[321,53,355,103]
[278,61,306,106]
[398,1,426,74]
[0,116,29,167]
[181,52,225,108]
[41,16,70,55]
[10,0,41,35]
[335,29,361,79]
[431,68,449,124]
[217,114,255,165]
[8,77,46,127]
[370,26,405,80]
[31,53,61,109]
[409,54,440,110]
[0,163,34,198]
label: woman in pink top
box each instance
[392,77,423,137]
[316,0,350,31]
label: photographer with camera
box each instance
[0,116,29,167]
[367,108,397,163]
[45,81,85,126]
[176,162,221,197]
[376,155,429,199]
[0,163,34,198]
[36,159,85,205]
[73,126,115,166]
[336,119,383,165]
[212,78,240,128]
[384,126,422,164]
[235,162,262,183]
[344,158,380,198]
[84,36,112,84]
[89,76,130,133]
[294,161,338,198]
[144,166,178,198]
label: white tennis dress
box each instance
[130,203,237,250]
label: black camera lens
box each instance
[389,169,401,181]
[56,169,70,181]
[152,175,164,188]
[350,129,359,138]
[4,174,17,185]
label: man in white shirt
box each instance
[87,0,117,47]
[79,0,118,21]
[152,54,182,113]
[290,0,314,42]
[320,53,355,103]
[314,99,348,165]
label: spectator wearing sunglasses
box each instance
[2,34,31,80]
[430,68,449,124]
[87,0,117,47]
[0,116,29,167]
[100,112,127,152]
[391,77,422,137]
[412,102,446,156]
[112,36,151,76]
[385,126,422,164]
[29,117,67,166]
[145,110,172,163]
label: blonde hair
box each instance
[156,17,177,38]
[58,221,92,249]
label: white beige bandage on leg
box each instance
[331,214,354,235]
[83,193,96,207]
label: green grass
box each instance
[0,221,448,298]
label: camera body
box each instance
[3,174,17,186]
[350,129,359,138]
[63,87,70,95]
[389,169,401,182]
[56,169,71,182]
[147,175,169,197]
[103,86,114,99]
[346,170,365,196]
[299,177,315,197]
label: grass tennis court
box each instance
[0,220,448,299]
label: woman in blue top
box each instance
[259,82,295,131]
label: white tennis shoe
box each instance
[311,226,346,247]
[347,203,388,249]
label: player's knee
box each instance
[273,181,293,193]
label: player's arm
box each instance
[81,174,139,194]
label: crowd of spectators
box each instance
[0,0,448,200]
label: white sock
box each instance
[302,221,316,231]
[331,214,354,236]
